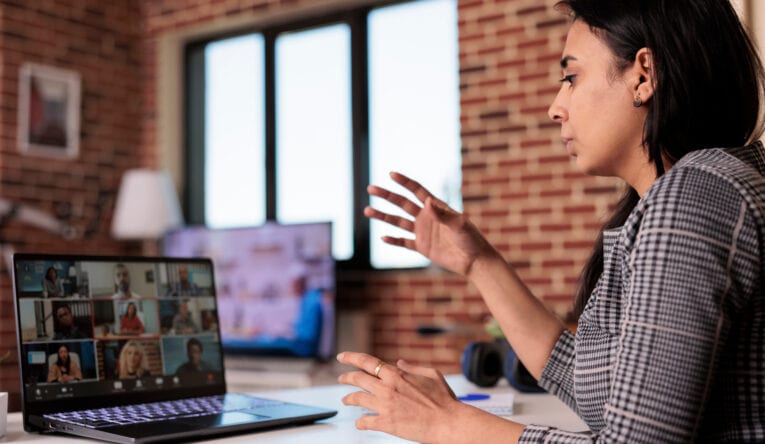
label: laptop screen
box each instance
[13,255,226,408]
[162,222,335,359]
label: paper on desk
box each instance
[463,392,514,416]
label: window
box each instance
[205,35,265,228]
[275,25,354,260]
[185,0,460,269]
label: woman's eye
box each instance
[559,74,576,86]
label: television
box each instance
[162,222,335,360]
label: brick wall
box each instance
[0,0,622,411]
[0,0,144,410]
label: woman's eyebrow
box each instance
[560,55,578,69]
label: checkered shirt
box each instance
[520,143,765,443]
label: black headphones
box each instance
[461,339,545,392]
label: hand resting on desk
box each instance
[337,351,523,443]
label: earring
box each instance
[632,93,643,108]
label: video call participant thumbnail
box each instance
[51,303,91,340]
[47,344,82,383]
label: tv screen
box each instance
[162,222,335,360]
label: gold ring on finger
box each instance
[373,361,384,378]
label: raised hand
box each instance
[365,172,500,276]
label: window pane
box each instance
[276,25,353,260]
[205,35,265,228]
[368,0,461,268]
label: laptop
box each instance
[12,253,337,443]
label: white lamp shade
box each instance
[111,169,184,240]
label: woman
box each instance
[118,340,148,379]
[119,302,145,335]
[47,344,82,383]
[41,266,64,298]
[338,0,765,442]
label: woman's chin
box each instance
[572,156,591,173]
[573,158,604,177]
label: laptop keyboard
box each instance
[45,395,285,429]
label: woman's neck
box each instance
[617,149,675,197]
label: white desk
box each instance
[2,376,587,443]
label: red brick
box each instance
[520,172,554,182]
[500,225,529,234]
[540,188,572,197]
[497,25,525,37]
[517,37,548,49]
[498,91,526,101]
[584,185,621,195]
[519,71,549,82]
[542,259,577,267]
[479,142,509,152]
[563,205,597,214]
[564,240,597,249]
[498,57,526,68]
[539,154,571,164]
[536,18,568,29]
[498,158,528,168]
[520,139,550,148]
[478,13,506,24]
[521,241,553,252]
[498,124,527,133]
[458,0,484,11]
[477,44,506,56]
[517,5,547,16]
[540,223,572,232]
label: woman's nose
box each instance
[548,90,567,123]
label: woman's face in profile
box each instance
[547,20,647,179]
[58,346,68,361]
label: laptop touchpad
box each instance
[181,412,268,428]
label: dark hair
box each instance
[555,0,765,316]
[56,344,71,373]
[186,338,202,355]
[125,302,137,317]
[45,266,57,282]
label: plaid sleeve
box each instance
[520,425,596,443]
[537,329,578,412]
[521,166,761,443]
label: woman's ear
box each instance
[633,47,655,103]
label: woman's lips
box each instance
[561,137,575,156]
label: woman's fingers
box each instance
[337,351,464,442]
[396,359,439,378]
[368,185,422,216]
[381,236,417,251]
[342,389,381,413]
[337,352,404,387]
[363,206,415,232]
[338,370,385,393]
[355,415,375,431]
[337,352,386,376]
[389,172,434,204]
[397,359,456,400]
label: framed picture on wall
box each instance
[17,63,81,159]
